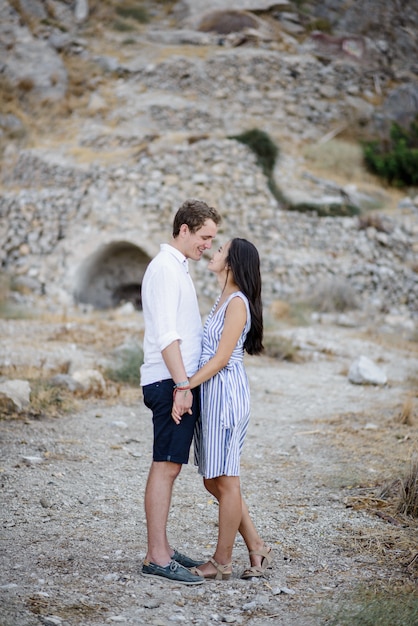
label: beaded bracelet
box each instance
[173,387,190,399]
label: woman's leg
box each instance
[239,498,270,568]
[204,479,268,569]
[197,476,241,576]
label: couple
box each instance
[140,199,272,585]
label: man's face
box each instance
[181,219,218,261]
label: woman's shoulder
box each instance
[224,292,250,317]
[227,291,249,306]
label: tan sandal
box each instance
[191,557,232,580]
[241,545,273,579]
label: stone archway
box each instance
[74,241,151,309]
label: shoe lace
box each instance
[169,560,179,572]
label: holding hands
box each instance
[172,381,192,424]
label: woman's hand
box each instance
[171,388,192,425]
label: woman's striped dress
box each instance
[194,291,251,479]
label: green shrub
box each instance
[111,19,136,32]
[229,128,286,204]
[229,128,278,178]
[363,116,418,187]
[115,6,149,23]
[288,201,360,217]
[306,18,332,33]
[105,346,143,385]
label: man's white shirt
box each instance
[140,243,203,386]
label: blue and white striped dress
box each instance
[194,291,251,479]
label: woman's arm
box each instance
[189,296,247,389]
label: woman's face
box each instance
[208,240,231,274]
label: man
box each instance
[140,199,221,584]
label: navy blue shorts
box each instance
[143,379,200,464]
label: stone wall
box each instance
[1,141,417,317]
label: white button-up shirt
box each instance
[140,243,203,386]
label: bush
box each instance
[115,5,149,23]
[105,346,143,385]
[263,333,301,361]
[229,128,278,178]
[288,201,360,217]
[320,588,418,626]
[305,279,359,313]
[228,128,286,204]
[396,459,418,518]
[363,116,418,187]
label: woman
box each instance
[173,238,272,580]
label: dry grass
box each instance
[0,274,36,319]
[319,586,418,626]
[0,307,145,419]
[396,460,418,519]
[354,327,418,359]
[263,332,302,362]
[303,139,373,183]
[302,278,359,313]
[0,361,71,420]
[0,360,142,420]
[300,137,408,214]
[266,300,311,327]
[357,213,393,233]
[27,381,78,419]
[310,406,418,593]
[399,394,415,425]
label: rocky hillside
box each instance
[0,0,417,320]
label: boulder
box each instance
[0,379,31,412]
[348,355,387,385]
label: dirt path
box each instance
[1,317,417,626]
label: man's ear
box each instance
[179,224,189,237]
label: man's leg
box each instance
[144,460,181,566]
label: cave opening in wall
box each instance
[74,241,151,310]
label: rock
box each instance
[0,379,31,412]
[71,369,106,394]
[48,374,84,393]
[88,93,108,113]
[0,114,25,139]
[18,0,47,19]
[74,0,89,23]
[348,355,387,385]
[381,83,418,127]
[180,0,290,22]
[2,28,68,101]
[94,55,120,73]
[21,456,44,465]
[39,616,63,626]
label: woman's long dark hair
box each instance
[227,238,263,355]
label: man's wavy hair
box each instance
[173,199,221,237]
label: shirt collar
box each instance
[161,243,189,272]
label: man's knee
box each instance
[153,460,182,480]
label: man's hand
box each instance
[171,388,193,425]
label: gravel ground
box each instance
[1,314,417,626]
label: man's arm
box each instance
[146,263,194,418]
[162,341,193,417]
